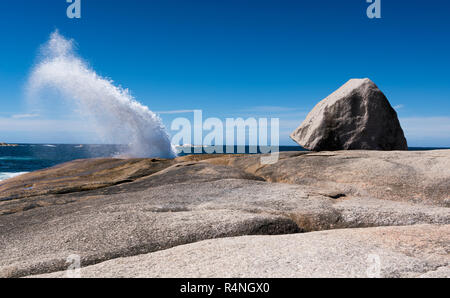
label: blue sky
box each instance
[0,0,449,146]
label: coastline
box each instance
[0,142,18,147]
[1,145,449,182]
[1,149,449,278]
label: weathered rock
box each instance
[0,150,449,277]
[1,178,448,277]
[291,78,408,151]
[0,142,18,147]
[4,150,449,210]
[0,160,263,215]
[35,225,450,278]
[205,150,450,206]
[0,158,174,204]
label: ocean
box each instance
[0,144,448,182]
[0,144,127,182]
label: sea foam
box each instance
[0,172,28,182]
[28,31,175,158]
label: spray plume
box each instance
[28,30,175,158]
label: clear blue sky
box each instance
[0,0,449,146]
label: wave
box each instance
[0,156,37,161]
[27,30,176,158]
[0,172,28,182]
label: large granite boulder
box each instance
[291,78,408,151]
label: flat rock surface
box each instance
[0,158,174,202]
[1,178,448,277]
[205,150,450,206]
[0,150,448,277]
[36,224,450,278]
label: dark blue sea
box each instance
[0,144,448,181]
